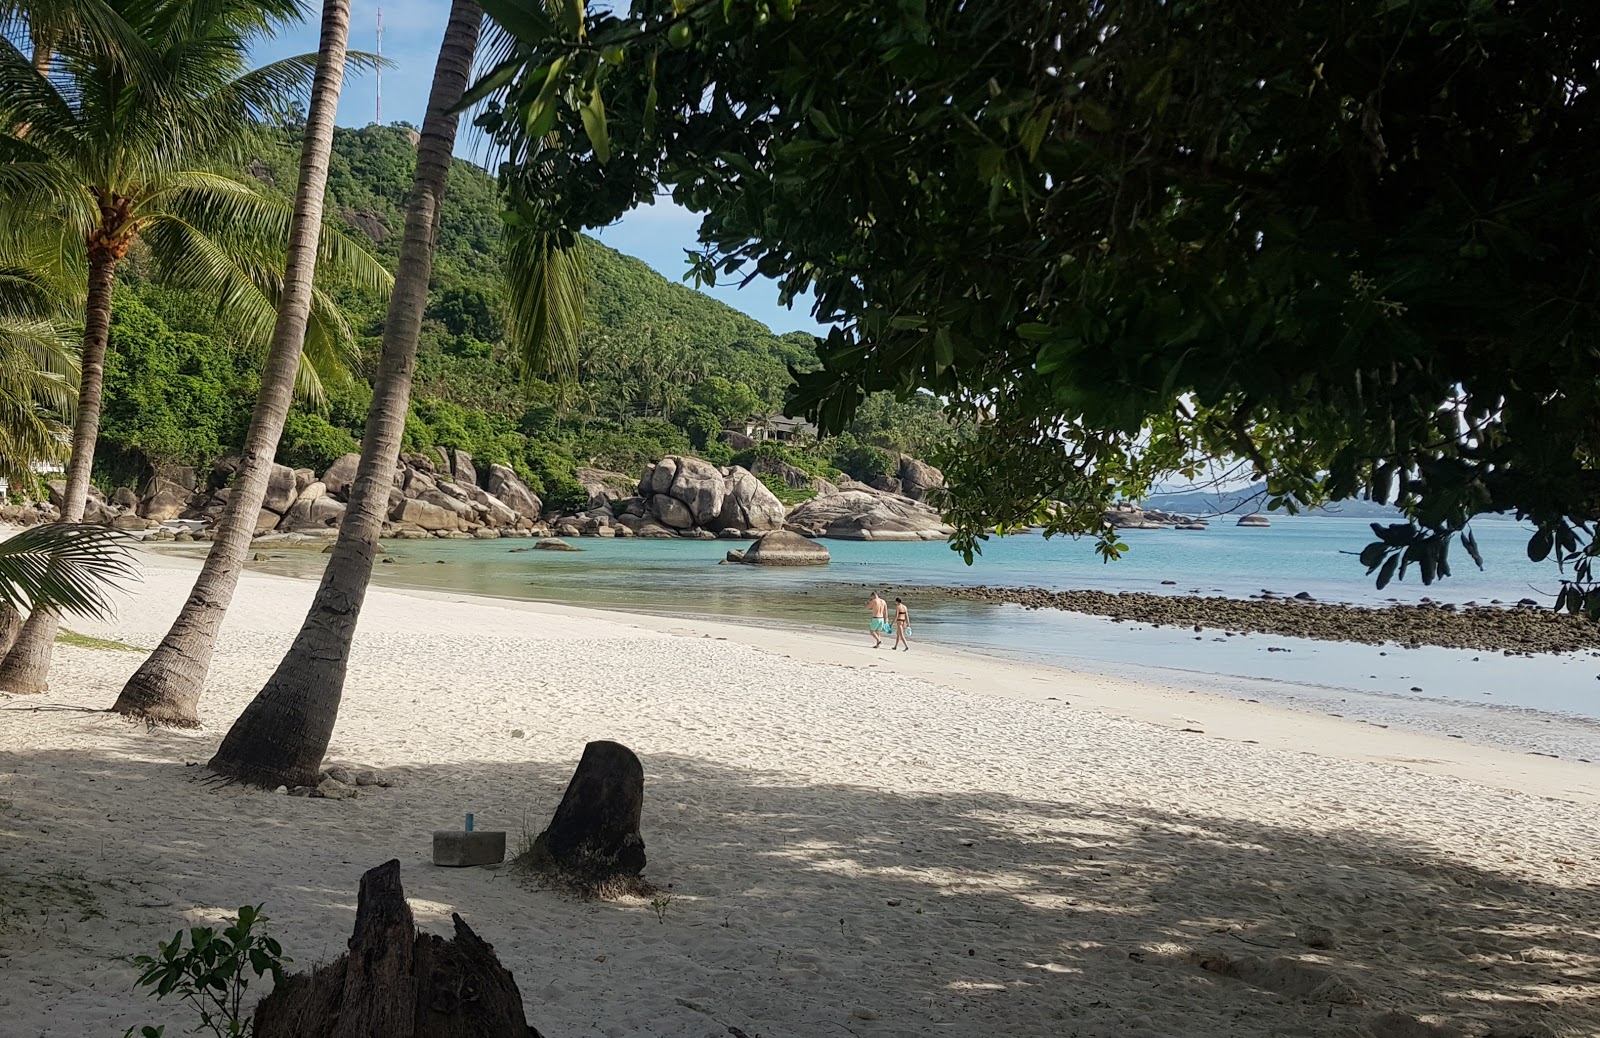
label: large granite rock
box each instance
[718,467,786,531]
[896,456,945,502]
[575,467,638,509]
[635,457,785,533]
[670,456,726,525]
[785,486,952,541]
[282,494,346,530]
[742,530,830,566]
[451,480,519,527]
[487,463,542,518]
[651,493,695,530]
[391,497,466,532]
[139,475,192,521]
[262,463,299,514]
[321,453,362,499]
[636,455,726,528]
[450,449,477,488]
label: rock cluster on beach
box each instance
[895,584,1600,654]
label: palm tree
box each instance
[207,0,490,787]
[0,0,388,693]
[110,0,361,728]
[209,0,589,787]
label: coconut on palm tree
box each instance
[0,0,389,693]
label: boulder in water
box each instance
[742,530,830,566]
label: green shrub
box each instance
[277,411,360,472]
[122,903,289,1038]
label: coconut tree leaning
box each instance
[209,0,590,787]
[0,0,389,693]
[110,0,369,728]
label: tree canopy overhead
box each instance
[477,0,1600,608]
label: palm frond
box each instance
[504,222,590,384]
[148,173,394,296]
[0,523,137,620]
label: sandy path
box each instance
[1,552,1597,1038]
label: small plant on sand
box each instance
[122,904,289,1038]
[649,892,676,924]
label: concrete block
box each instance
[432,830,506,867]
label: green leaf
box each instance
[478,0,556,43]
[557,0,586,37]
[933,326,955,371]
[1375,554,1399,590]
[1527,528,1554,562]
[455,56,526,113]
[579,81,610,164]
[1358,542,1386,570]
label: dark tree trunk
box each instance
[111,0,355,729]
[0,249,119,694]
[253,860,542,1038]
[522,740,650,898]
[207,0,483,788]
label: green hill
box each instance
[100,125,952,509]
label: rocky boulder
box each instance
[450,449,478,488]
[717,467,786,531]
[575,468,638,509]
[262,463,299,514]
[321,453,362,499]
[640,455,726,528]
[651,493,695,529]
[282,495,346,530]
[742,530,831,566]
[486,463,542,518]
[896,456,946,502]
[390,497,466,533]
[785,486,952,541]
[139,476,192,521]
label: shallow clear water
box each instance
[235,516,1600,760]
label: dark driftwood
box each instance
[521,740,651,897]
[253,860,543,1038]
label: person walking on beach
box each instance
[868,590,892,648]
[893,597,911,651]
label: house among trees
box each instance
[742,414,819,443]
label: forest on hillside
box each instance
[97,125,956,511]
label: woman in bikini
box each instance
[893,597,911,651]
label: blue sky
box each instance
[252,0,827,335]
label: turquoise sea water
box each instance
[241,516,1600,759]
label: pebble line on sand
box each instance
[869,583,1600,654]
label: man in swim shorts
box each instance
[868,590,891,648]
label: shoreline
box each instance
[139,548,1600,803]
[152,541,1600,766]
[4,552,1600,1037]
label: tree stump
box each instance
[253,860,543,1038]
[520,740,651,897]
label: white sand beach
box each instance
[2,549,1598,1038]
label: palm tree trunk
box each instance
[0,250,117,694]
[209,0,483,787]
[0,604,22,657]
[110,0,354,728]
